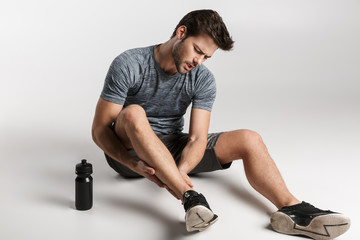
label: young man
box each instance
[92,9,350,239]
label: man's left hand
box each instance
[179,170,194,189]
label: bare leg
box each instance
[115,104,191,199]
[214,129,300,209]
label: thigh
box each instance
[157,132,231,174]
[189,132,232,174]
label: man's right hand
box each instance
[134,160,163,187]
[134,159,180,200]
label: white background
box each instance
[1,0,359,239]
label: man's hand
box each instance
[134,160,163,187]
[134,159,180,200]
[179,169,194,189]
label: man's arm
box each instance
[177,108,211,187]
[92,98,135,167]
[91,98,160,184]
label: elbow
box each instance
[91,124,99,144]
[188,135,207,146]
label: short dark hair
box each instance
[171,9,234,51]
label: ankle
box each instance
[278,198,301,209]
[180,188,194,203]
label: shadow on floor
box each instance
[99,193,198,240]
[191,173,275,217]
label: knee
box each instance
[237,129,264,154]
[118,104,147,131]
[242,129,263,143]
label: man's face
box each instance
[172,33,218,74]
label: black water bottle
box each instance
[75,159,93,210]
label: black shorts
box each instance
[105,132,232,178]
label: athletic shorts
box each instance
[105,132,232,178]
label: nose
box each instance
[193,56,206,66]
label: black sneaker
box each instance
[183,190,218,232]
[271,201,351,240]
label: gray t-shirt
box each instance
[101,45,216,135]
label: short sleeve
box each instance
[192,70,216,111]
[100,54,134,105]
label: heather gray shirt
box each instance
[101,45,216,135]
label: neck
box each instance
[155,38,178,75]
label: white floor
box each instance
[1,90,359,240]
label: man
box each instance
[92,9,350,239]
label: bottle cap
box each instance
[76,159,93,174]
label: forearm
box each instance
[92,126,138,171]
[178,137,207,174]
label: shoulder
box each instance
[107,45,156,78]
[191,64,214,80]
[112,45,155,67]
[190,64,215,87]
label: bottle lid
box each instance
[76,159,93,174]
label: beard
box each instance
[172,40,187,75]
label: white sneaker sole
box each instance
[270,212,351,240]
[185,205,218,232]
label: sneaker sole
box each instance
[270,212,351,240]
[185,205,218,232]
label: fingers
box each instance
[136,161,162,187]
[185,175,193,188]
[138,161,154,174]
[145,166,155,175]
[165,186,180,200]
[146,174,165,188]
[135,160,181,200]
[180,171,194,188]
[147,174,179,200]
[145,173,180,200]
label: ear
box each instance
[176,25,187,40]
